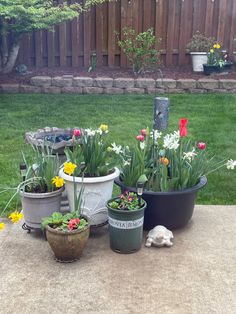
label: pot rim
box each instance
[59,167,120,183]
[115,176,207,196]
[19,186,64,198]
[45,220,90,235]
[106,197,147,214]
[190,52,208,55]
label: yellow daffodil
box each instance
[64,162,77,176]
[52,176,64,188]
[0,222,5,230]
[210,49,214,53]
[213,43,221,49]
[99,124,108,132]
[8,211,24,223]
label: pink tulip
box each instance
[198,142,206,150]
[141,129,147,136]
[136,135,145,142]
[73,129,81,137]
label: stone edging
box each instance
[1,76,236,94]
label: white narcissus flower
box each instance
[140,142,145,150]
[150,130,162,142]
[163,131,180,150]
[183,149,197,162]
[124,160,131,166]
[226,159,236,170]
[111,142,123,155]
[85,128,96,136]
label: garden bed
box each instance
[1,65,236,85]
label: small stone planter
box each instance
[190,52,208,72]
[46,221,90,262]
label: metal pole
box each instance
[153,97,170,131]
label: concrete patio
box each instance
[0,205,235,314]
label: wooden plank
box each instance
[47,28,55,68]
[35,30,43,67]
[95,3,105,66]
[192,0,201,34]
[178,0,188,65]
[22,34,31,66]
[83,10,91,67]
[217,0,227,42]
[205,0,214,37]
[132,0,141,33]
[166,0,177,65]
[71,17,79,67]
[120,0,128,67]
[229,0,236,54]
[108,1,116,66]
[155,0,164,63]
[143,0,152,31]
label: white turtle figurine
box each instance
[145,225,174,248]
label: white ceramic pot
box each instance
[190,52,208,72]
[59,168,120,226]
[233,52,236,64]
[20,187,64,229]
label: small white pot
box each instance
[59,168,120,226]
[233,52,236,64]
[190,52,208,72]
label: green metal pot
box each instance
[107,198,146,254]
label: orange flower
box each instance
[160,157,169,166]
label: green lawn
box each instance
[0,93,236,214]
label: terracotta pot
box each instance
[45,222,90,262]
[115,176,207,230]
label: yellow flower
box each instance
[8,211,24,223]
[107,146,113,152]
[210,49,214,53]
[64,162,77,176]
[0,222,5,230]
[52,176,64,188]
[99,124,108,132]
[213,43,221,49]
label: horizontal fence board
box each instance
[17,0,235,69]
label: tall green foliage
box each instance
[0,0,109,73]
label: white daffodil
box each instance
[150,130,162,142]
[124,160,131,166]
[226,159,236,170]
[84,128,96,136]
[163,131,180,150]
[111,142,123,155]
[140,141,145,150]
[183,149,197,162]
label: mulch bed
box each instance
[1,65,236,84]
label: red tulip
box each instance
[198,142,206,150]
[73,129,81,137]
[179,118,188,137]
[136,135,145,142]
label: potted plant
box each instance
[107,191,146,254]
[186,31,214,72]
[0,146,64,232]
[42,207,89,262]
[114,120,236,230]
[59,124,120,227]
[203,43,233,75]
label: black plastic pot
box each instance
[107,198,146,254]
[203,63,233,75]
[115,176,207,230]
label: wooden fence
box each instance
[18,0,236,68]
